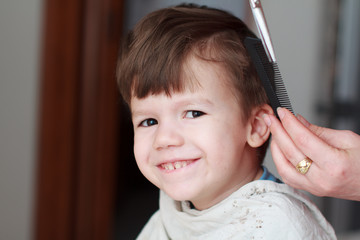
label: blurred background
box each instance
[1,0,360,239]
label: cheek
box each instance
[133,135,148,164]
[133,140,152,179]
[207,126,247,159]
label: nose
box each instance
[153,122,184,150]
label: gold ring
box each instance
[296,157,313,174]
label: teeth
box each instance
[163,163,174,170]
[174,162,181,169]
[161,160,192,170]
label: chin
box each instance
[163,188,197,202]
[166,191,189,201]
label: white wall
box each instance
[0,0,42,239]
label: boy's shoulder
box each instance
[138,182,336,240]
[233,181,336,239]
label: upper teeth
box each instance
[161,161,190,170]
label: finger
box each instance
[270,140,296,180]
[295,114,310,127]
[298,114,358,149]
[277,108,335,166]
[270,140,307,189]
[265,113,304,167]
[271,140,325,195]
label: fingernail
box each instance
[262,114,271,126]
[296,114,310,127]
[277,107,285,120]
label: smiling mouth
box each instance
[159,160,196,170]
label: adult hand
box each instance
[263,107,360,201]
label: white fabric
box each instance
[136,180,336,240]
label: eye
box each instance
[184,110,205,119]
[139,118,158,127]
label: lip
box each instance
[157,158,200,172]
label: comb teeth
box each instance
[272,63,293,112]
[244,37,294,117]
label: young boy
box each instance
[117,4,336,239]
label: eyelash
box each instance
[139,118,158,127]
[138,110,205,127]
[184,110,205,119]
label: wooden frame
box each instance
[35,0,124,239]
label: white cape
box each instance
[136,180,336,240]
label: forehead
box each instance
[183,55,228,88]
[130,56,237,108]
[133,54,233,97]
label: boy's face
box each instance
[131,56,262,210]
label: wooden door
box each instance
[35,0,125,239]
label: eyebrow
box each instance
[176,97,214,108]
[131,96,214,119]
[131,108,151,120]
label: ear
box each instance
[246,104,273,148]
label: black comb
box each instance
[244,37,294,118]
[247,0,293,118]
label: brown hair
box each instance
[117,4,270,162]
